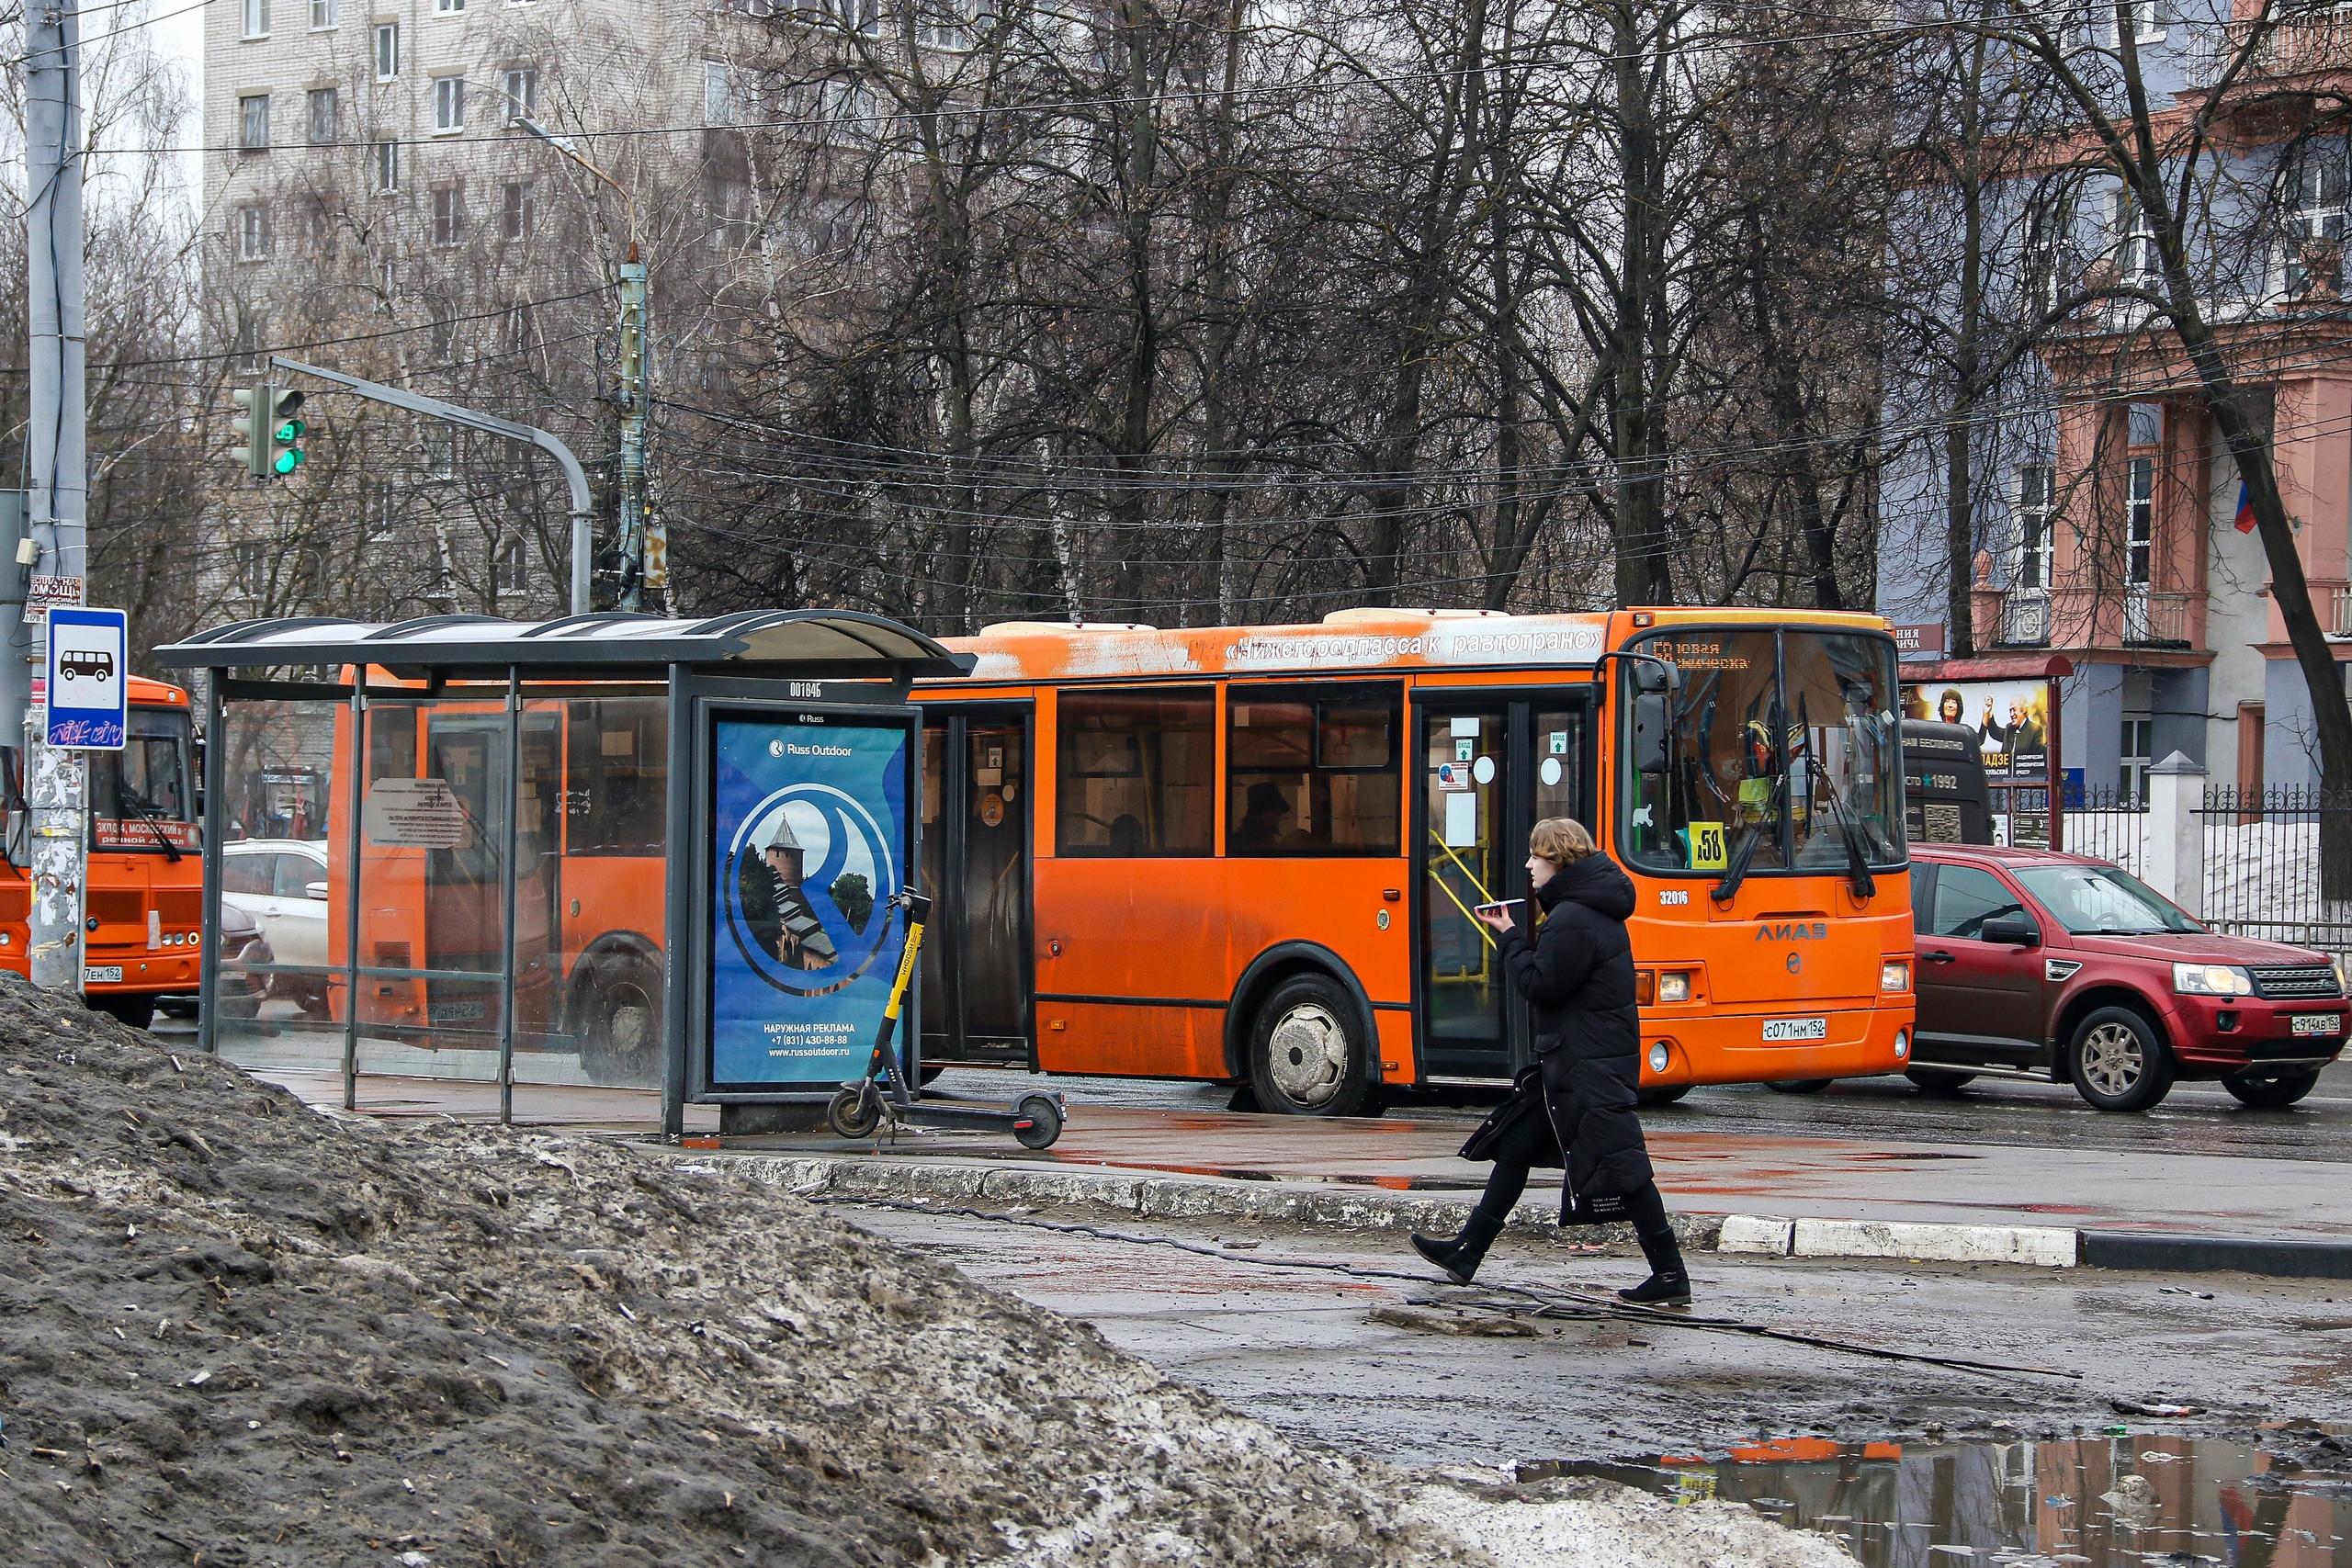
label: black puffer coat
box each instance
[1459,852,1655,1211]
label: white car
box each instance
[220,839,330,991]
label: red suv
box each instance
[1909,844,2347,1111]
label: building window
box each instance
[374,20,399,77]
[1225,685,1401,856]
[1054,688,1215,857]
[2021,186,2075,315]
[2282,157,2346,298]
[2016,463,2055,592]
[236,204,270,261]
[2112,0,2162,44]
[917,0,991,50]
[307,86,337,145]
[2126,454,2154,586]
[503,299,534,349]
[375,138,400,192]
[502,65,537,122]
[791,0,878,32]
[231,316,261,373]
[435,0,464,13]
[430,186,464,246]
[231,540,267,596]
[426,433,456,479]
[703,60,731,125]
[2120,716,2153,806]
[2110,187,2157,281]
[304,197,336,254]
[238,94,270,152]
[432,75,464,132]
[500,180,534,241]
[310,0,335,26]
[241,0,269,37]
[493,535,528,594]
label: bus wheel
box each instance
[1766,1078,1833,1095]
[1637,1084,1691,1106]
[93,995,154,1031]
[1905,1067,1977,1095]
[577,953,663,1088]
[1247,974,1372,1118]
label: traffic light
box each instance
[228,381,270,479]
[266,388,307,476]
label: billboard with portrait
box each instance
[1900,676,2059,849]
[706,709,915,1092]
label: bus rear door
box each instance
[918,704,1035,1069]
[1412,690,1590,1082]
[418,710,563,1043]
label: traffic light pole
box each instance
[19,0,88,995]
[270,357,597,614]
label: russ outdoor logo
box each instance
[722,783,900,998]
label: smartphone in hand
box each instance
[1473,898,1524,919]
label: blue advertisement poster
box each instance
[707,713,911,1089]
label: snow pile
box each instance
[0,977,1477,1567]
[1408,1475,1859,1568]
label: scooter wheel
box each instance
[828,1085,882,1140]
[1012,1094,1063,1151]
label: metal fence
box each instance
[2197,784,2352,959]
[2063,783,2148,877]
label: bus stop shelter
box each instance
[156,611,969,1135]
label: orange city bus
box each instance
[318,607,1915,1110]
[911,608,1916,1112]
[2,675,206,1027]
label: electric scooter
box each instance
[826,889,1067,1150]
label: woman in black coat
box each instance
[1409,818,1690,1305]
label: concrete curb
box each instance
[668,1149,2346,1280]
[2079,1230,2352,1280]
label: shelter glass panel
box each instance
[210,696,345,1071]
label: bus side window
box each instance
[368,705,419,784]
[1227,685,1400,857]
[565,699,666,856]
[1055,688,1213,858]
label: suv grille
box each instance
[2250,964,2341,999]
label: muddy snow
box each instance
[0,979,1849,1565]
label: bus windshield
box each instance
[1623,628,1904,878]
[93,707,194,824]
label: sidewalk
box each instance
[253,1066,2352,1279]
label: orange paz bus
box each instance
[912,607,1917,1113]
[1,675,207,1026]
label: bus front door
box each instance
[1415,695,1589,1082]
[918,706,1035,1070]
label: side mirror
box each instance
[1981,913,2040,946]
[1632,694,1669,775]
[305,880,329,900]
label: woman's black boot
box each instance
[1410,1207,1507,1285]
[1620,1189,1691,1306]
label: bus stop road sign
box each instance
[46,606,128,750]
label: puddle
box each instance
[1524,1427,2352,1566]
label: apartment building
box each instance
[1879,3,2352,795]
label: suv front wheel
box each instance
[2065,1005,2175,1112]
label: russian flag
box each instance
[2233,480,2257,534]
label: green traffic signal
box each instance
[272,447,306,475]
[266,389,307,478]
[273,416,305,442]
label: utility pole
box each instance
[19,0,88,995]
[516,117,662,612]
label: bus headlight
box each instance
[1647,1042,1669,1074]
[2173,962,2253,998]
[1881,959,1911,993]
[1657,971,1693,1003]
[1894,1029,1909,1060]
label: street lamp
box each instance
[516,115,658,614]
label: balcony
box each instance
[2332,584,2352,638]
[2183,12,2352,90]
[2122,589,2195,649]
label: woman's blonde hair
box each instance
[1528,818,1595,865]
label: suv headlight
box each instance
[2174,962,2254,998]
